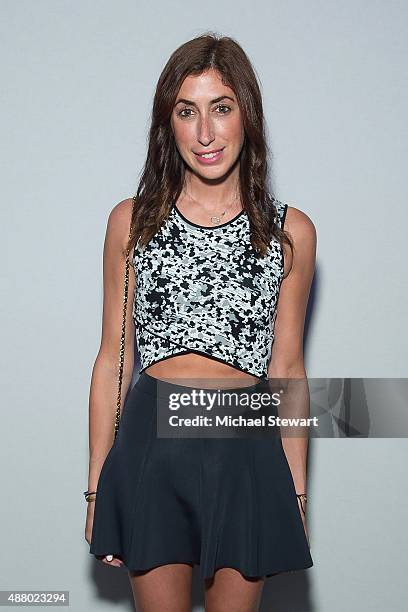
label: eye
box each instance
[176,104,232,118]
[215,104,232,114]
[177,108,194,118]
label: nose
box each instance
[197,114,215,146]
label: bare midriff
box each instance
[145,353,260,389]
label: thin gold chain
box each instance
[182,182,240,224]
[114,195,136,439]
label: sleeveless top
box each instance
[132,198,288,379]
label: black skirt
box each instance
[89,371,313,580]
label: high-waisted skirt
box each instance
[89,371,313,580]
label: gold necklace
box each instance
[182,185,240,225]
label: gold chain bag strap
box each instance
[114,196,136,439]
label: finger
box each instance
[103,559,124,567]
[103,555,124,567]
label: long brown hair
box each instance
[126,32,293,260]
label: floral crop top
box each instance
[132,198,288,379]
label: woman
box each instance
[85,33,316,612]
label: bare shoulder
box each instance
[105,197,134,247]
[285,204,317,245]
[108,197,134,231]
[284,205,317,276]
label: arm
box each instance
[268,205,317,494]
[87,198,136,493]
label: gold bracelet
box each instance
[296,493,307,502]
[83,490,97,502]
[296,493,307,515]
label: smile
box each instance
[193,148,225,164]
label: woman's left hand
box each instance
[298,499,311,549]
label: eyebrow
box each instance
[174,95,235,107]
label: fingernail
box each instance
[106,554,113,562]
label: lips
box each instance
[194,147,225,156]
[193,147,225,164]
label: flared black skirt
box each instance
[89,371,313,580]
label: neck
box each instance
[183,170,241,208]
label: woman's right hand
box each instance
[84,503,124,567]
[84,502,95,545]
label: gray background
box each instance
[1,0,407,610]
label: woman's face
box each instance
[170,68,245,180]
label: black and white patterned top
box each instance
[132,199,288,379]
